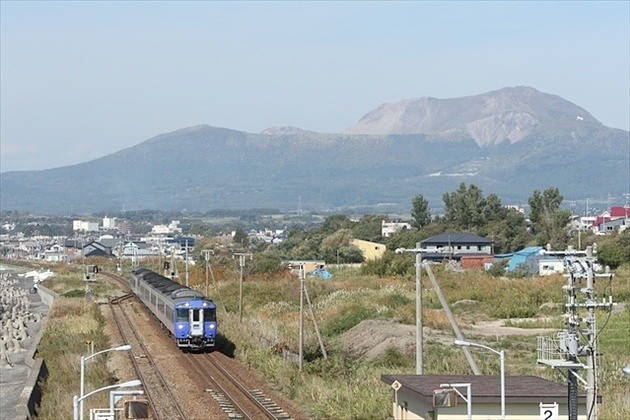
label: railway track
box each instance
[103,270,300,419]
[183,352,292,420]
[109,296,188,419]
[100,271,131,292]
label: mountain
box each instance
[345,86,601,147]
[1,87,628,215]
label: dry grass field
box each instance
[31,260,629,419]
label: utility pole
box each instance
[537,246,616,420]
[185,239,189,287]
[298,263,305,371]
[395,245,433,374]
[233,252,252,322]
[202,249,214,297]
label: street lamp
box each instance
[80,344,132,420]
[73,379,141,420]
[455,339,505,419]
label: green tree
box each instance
[232,229,249,248]
[481,193,507,222]
[596,231,630,269]
[527,187,571,248]
[321,215,353,234]
[479,209,531,254]
[351,214,387,242]
[442,183,486,229]
[411,195,431,228]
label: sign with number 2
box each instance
[539,402,559,420]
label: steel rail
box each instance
[109,298,187,419]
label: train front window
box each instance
[176,309,188,322]
[192,309,201,322]
[204,308,216,322]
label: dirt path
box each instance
[341,319,556,361]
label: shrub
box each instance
[63,289,86,298]
[322,304,372,336]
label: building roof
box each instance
[381,374,586,404]
[506,246,543,272]
[610,206,630,218]
[421,233,493,246]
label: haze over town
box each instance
[1,1,629,173]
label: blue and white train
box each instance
[131,268,217,350]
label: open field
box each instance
[28,260,630,419]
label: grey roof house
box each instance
[419,232,493,261]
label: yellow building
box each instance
[352,239,387,261]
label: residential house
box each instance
[590,206,629,234]
[122,241,155,259]
[505,247,543,274]
[352,239,387,261]
[382,220,412,237]
[538,257,565,276]
[42,244,67,262]
[82,241,113,258]
[595,217,628,234]
[420,233,493,262]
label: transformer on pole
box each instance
[537,246,616,420]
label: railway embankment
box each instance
[0,269,54,420]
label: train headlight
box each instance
[177,324,184,330]
[208,324,215,329]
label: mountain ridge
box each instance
[1,87,627,214]
[344,86,601,147]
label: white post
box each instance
[73,395,79,420]
[500,349,505,420]
[440,383,472,420]
[79,355,86,417]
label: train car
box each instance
[130,268,217,350]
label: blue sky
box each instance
[1,1,629,172]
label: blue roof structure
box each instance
[506,246,543,272]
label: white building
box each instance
[150,220,183,235]
[102,216,117,230]
[73,220,99,232]
[382,220,412,237]
[578,216,596,230]
[539,257,565,276]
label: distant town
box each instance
[2,202,627,275]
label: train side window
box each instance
[176,309,188,322]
